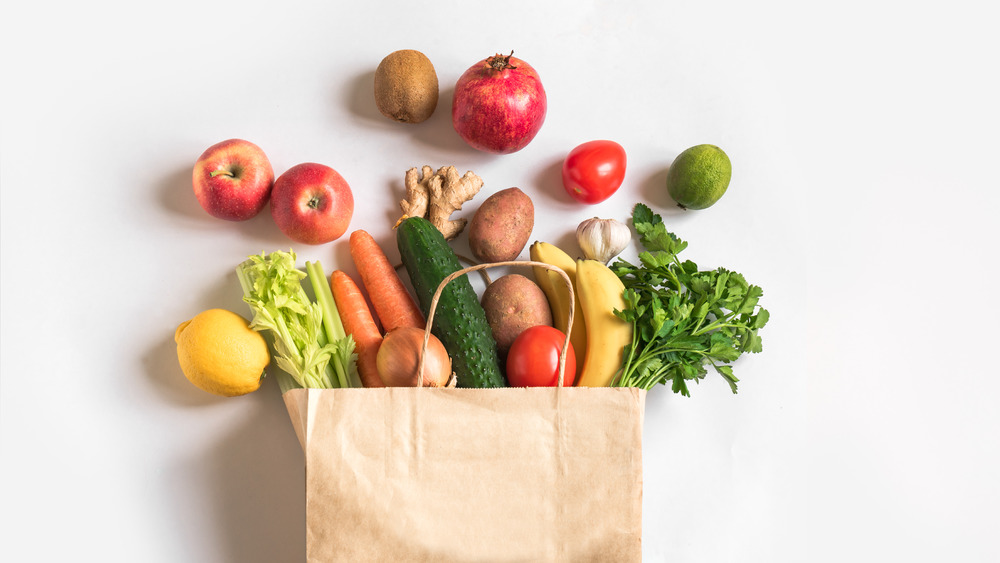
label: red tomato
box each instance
[561,140,627,204]
[506,326,577,387]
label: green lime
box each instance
[666,144,732,210]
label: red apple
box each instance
[271,163,354,245]
[192,139,274,221]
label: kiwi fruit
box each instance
[374,49,439,124]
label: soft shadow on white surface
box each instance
[145,337,305,562]
[157,163,289,246]
[342,69,471,156]
[145,327,221,408]
[143,286,306,562]
[144,270,246,407]
[638,165,678,212]
[344,69,384,125]
[531,156,571,207]
[198,389,305,563]
[159,385,306,563]
[159,165,208,220]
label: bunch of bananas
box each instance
[529,242,632,387]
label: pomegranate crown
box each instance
[487,51,518,71]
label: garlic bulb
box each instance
[576,217,631,264]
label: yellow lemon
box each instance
[174,308,270,397]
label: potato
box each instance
[480,274,553,357]
[468,187,534,263]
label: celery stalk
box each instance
[236,250,357,390]
[236,265,300,394]
[305,260,359,389]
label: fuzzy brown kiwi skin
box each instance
[374,49,439,124]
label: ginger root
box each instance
[398,165,484,240]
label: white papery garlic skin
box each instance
[576,217,631,264]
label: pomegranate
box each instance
[452,51,547,154]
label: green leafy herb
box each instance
[610,203,768,395]
[236,250,358,392]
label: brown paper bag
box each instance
[283,261,646,562]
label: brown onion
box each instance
[376,327,452,387]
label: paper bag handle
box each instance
[418,260,575,388]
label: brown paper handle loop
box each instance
[417,260,575,388]
[394,254,492,285]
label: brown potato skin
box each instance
[480,274,553,357]
[468,187,534,262]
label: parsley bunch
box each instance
[610,204,769,395]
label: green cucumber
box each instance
[396,216,506,388]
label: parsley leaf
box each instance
[610,203,769,394]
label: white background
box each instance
[2,1,998,561]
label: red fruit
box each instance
[562,140,628,204]
[191,139,274,221]
[452,51,547,154]
[270,163,354,245]
[506,325,576,387]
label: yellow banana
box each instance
[575,259,632,387]
[529,241,587,382]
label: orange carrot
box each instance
[330,270,384,388]
[349,229,425,333]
